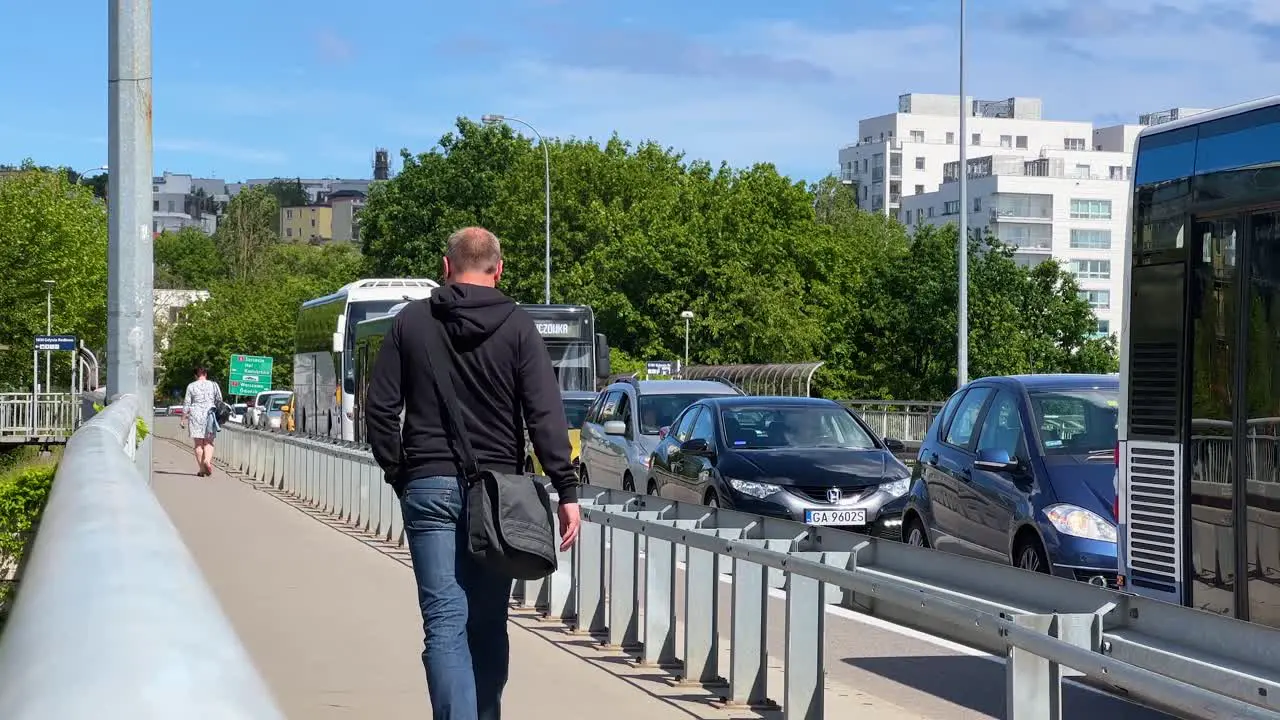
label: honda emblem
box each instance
[826,488,841,503]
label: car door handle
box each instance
[927,453,939,466]
[958,468,973,483]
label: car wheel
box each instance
[904,515,930,548]
[1015,536,1050,574]
[622,472,635,493]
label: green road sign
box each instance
[228,354,274,396]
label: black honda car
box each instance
[645,396,910,539]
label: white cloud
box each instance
[470,9,1278,181]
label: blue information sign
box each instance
[35,334,77,352]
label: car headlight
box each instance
[1044,504,1116,542]
[727,478,781,499]
[878,477,910,498]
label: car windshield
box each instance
[267,395,291,411]
[1029,388,1117,456]
[637,393,723,435]
[563,398,592,428]
[721,406,877,450]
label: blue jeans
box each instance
[400,475,514,720]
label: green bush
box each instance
[0,461,56,624]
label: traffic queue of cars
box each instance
[544,372,1120,588]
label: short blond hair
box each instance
[446,226,502,274]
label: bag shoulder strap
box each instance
[421,306,482,481]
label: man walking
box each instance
[364,226,581,719]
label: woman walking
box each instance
[181,366,224,476]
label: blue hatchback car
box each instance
[902,374,1119,586]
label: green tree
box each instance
[215,186,279,281]
[155,227,225,289]
[157,243,362,398]
[264,178,308,208]
[0,164,107,391]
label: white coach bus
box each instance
[293,278,438,440]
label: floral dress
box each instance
[183,379,224,440]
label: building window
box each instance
[153,200,159,211]
[992,192,1053,219]
[971,133,981,145]
[973,197,982,212]
[915,156,925,170]
[1070,198,1112,219]
[944,200,960,215]
[1000,135,1012,148]
[311,218,316,227]
[916,208,924,224]
[1075,164,1091,178]
[862,159,868,172]
[1016,135,1028,149]
[1109,165,1125,180]
[1096,319,1110,335]
[946,132,955,144]
[910,130,924,142]
[915,184,925,195]
[167,200,175,212]
[1070,259,1111,280]
[1064,137,1086,150]
[286,209,294,219]
[927,206,935,217]
[997,222,1052,250]
[1078,289,1111,310]
[286,227,293,238]
[1070,229,1112,249]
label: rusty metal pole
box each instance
[108,0,154,476]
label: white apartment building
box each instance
[838,93,1207,338]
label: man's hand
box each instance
[557,502,581,551]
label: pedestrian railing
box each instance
[0,392,79,442]
[218,424,1280,720]
[840,399,944,444]
[0,395,284,719]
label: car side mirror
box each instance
[658,425,671,440]
[884,437,906,452]
[680,438,711,456]
[603,420,627,436]
[974,447,1017,472]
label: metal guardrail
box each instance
[841,399,945,443]
[0,392,79,443]
[0,395,284,719]
[220,424,1280,719]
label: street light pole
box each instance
[108,0,155,476]
[957,0,970,389]
[44,280,54,394]
[680,310,694,371]
[481,114,552,304]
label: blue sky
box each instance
[2,0,1278,184]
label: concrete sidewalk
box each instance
[151,427,698,720]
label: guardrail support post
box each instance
[640,535,677,667]
[606,527,639,649]
[681,546,722,686]
[1007,613,1062,720]
[574,520,606,635]
[784,573,824,720]
[729,557,770,708]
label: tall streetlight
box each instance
[957,0,970,388]
[680,310,694,371]
[76,165,109,197]
[481,114,552,304]
[43,280,55,394]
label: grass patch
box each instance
[0,455,57,629]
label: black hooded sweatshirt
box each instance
[363,283,579,503]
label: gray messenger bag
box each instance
[422,313,559,581]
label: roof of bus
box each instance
[1137,94,1280,139]
[301,278,439,309]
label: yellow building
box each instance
[280,205,333,243]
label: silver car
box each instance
[578,378,742,492]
